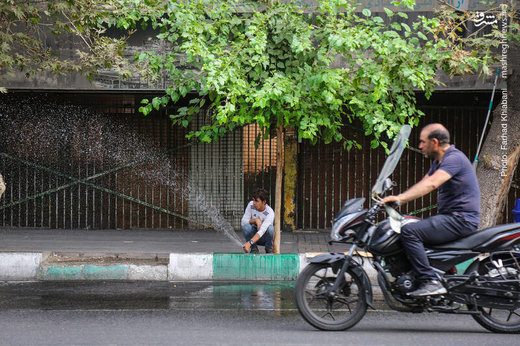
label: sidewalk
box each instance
[0,227,376,282]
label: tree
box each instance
[476,64,520,228]
[475,22,520,228]
[433,1,519,228]
[0,0,133,92]
[107,0,501,252]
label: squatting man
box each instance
[241,188,274,254]
[381,123,480,297]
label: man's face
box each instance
[252,197,266,212]
[418,130,436,159]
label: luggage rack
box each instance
[484,251,520,281]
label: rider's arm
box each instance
[382,170,452,205]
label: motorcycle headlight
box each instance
[330,214,357,241]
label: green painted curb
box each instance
[213,253,300,280]
[44,266,83,280]
[84,265,127,280]
[42,265,128,280]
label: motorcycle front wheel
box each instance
[294,263,367,331]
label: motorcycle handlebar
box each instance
[386,201,400,208]
[368,199,400,218]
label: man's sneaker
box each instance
[407,280,447,297]
[265,247,273,254]
[250,244,259,254]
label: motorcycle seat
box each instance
[429,223,520,250]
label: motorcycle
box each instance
[294,125,520,333]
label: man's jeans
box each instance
[242,223,274,250]
[401,213,477,281]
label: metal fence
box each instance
[297,95,519,229]
[0,92,244,229]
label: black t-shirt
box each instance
[428,145,480,226]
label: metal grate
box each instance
[187,109,244,229]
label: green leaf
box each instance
[178,107,188,116]
[417,32,428,40]
[152,97,161,110]
[362,9,371,17]
[391,22,401,31]
[139,104,152,116]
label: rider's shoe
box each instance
[250,244,259,254]
[265,247,273,254]
[407,280,447,297]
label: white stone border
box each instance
[169,253,213,280]
[0,253,42,280]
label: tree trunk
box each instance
[476,45,520,229]
[0,173,5,199]
[283,132,297,232]
[273,124,284,254]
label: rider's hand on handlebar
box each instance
[380,195,401,208]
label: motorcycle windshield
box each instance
[335,197,366,220]
[371,125,412,196]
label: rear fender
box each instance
[308,253,374,309]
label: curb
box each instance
[0,252,380,282]
[0,252,471,282]
[168,253,213,280]
[41,264,168,281]
[0,252,474,307]
[0,253,42,280]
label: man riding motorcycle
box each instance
[381,123,480,297]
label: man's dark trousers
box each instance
[242,223,274,249]
[400,214,477,281]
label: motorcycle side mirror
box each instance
[383,178,395,193]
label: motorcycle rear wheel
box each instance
[466,256,520,334]
[472,306,520,333]
[294,263,367,331]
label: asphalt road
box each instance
[0,281,517,346]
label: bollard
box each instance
[512,199,520,223]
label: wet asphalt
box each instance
[0,281,297,311]
[0,281,518,345]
